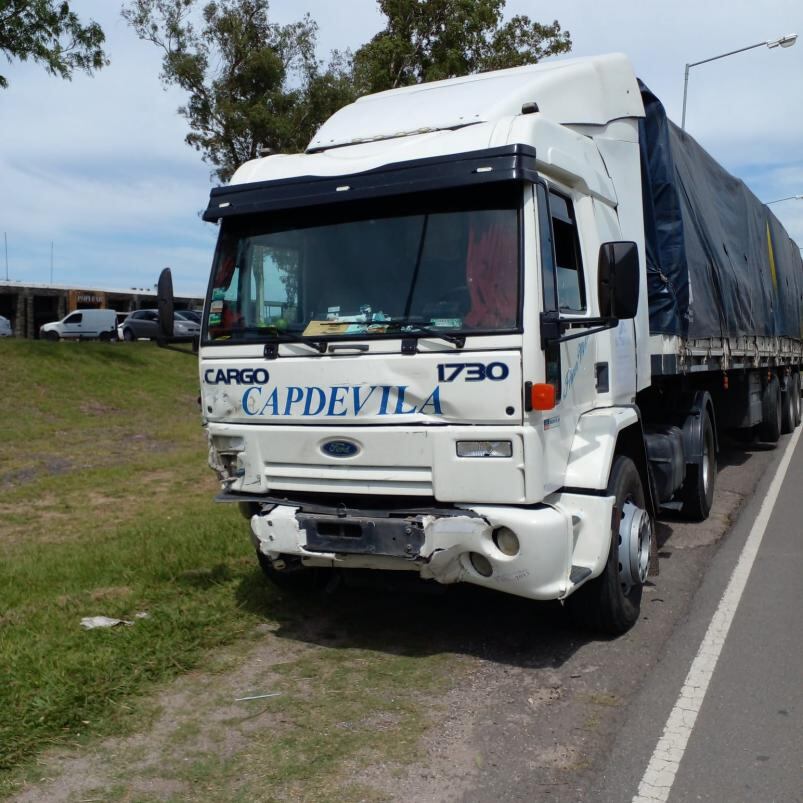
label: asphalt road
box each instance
[593,429,803,803]
[382,430,800,803]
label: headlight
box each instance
[456,440,513,458]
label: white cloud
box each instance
[1,0,801,295]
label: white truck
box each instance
[159,54,803,634]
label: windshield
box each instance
[204,183,521,343]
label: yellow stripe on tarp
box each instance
[767,222,778,292]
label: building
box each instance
[0,281,203,338]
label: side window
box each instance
[65,313,82,324]
[549,191,586,312]
[536,184,561,399]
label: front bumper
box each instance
[250,492,615,601]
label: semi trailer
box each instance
[159,53,803,634]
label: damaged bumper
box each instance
[250,493,615,601]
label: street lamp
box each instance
[765,195,803,205]
[681,33,797,130]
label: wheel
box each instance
[758,375,782,443]
[792,372,801,427]
[567,455,652,635]
[99,331,112,342]
[680,409,716,521]
[256,550,333,592]
[44,331,59,341]
[781,376,796,435]
[123,328,134,341]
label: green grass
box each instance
[0,340,466,799]
[0,341,266,774]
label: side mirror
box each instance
[598,242,639,320]
[157,268,175,341]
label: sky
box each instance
[1,0,801,297]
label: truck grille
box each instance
[264,462,433,495]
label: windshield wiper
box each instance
[388,321,466,348]
[254,329,328,357]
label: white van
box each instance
[40,309,118,341]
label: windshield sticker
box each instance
[302,321,389,336]
[242,384,442,418]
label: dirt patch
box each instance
[78,401,120,416]
[10,630,307,803]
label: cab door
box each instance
[61,312,83,339]
[533,183,598,493]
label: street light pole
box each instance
[765,195,803,205]
[681,33,797,130]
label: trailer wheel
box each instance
[567,456,651,635]
[781,376,796,435]
[792,373,801,427]
[256,550,333,592]
[680,409,716,521]
[758,375,782,443]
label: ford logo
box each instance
[321,440,360,458]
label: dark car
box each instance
[119,309,160,341]
[119,308,201,341]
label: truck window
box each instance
[64,313,82,324]
[549,191,586,312]
[204,184,522,343]
[536,184,561,398]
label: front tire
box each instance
[123,328,134,342]
[44,331,59,341]
[567,455,652,635]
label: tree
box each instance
[353,0,571,94]
[0,0,107,89]
[124,0,571,183]
[123,0,354,183]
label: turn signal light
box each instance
[529,382,556,411]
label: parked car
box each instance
[173,310,201,337]
[119,309,160,341]
[119,308,201,341]
[0,315,12,337]
[40,309,117,341]
[178,309,201,324]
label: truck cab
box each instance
[191,54,661,633]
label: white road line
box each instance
[633,425,803,803]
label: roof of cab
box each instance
[307,53,643,152]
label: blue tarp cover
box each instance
[639,82,803,339]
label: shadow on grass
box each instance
[234,564,597,672]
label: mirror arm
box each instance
[540,311,618,348]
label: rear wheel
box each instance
[567,455,652,635]
[781,375,796,434]
[99,331,112,342]
[758,375,782,443]
[680,409,716,521]
[792,372,801,427]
